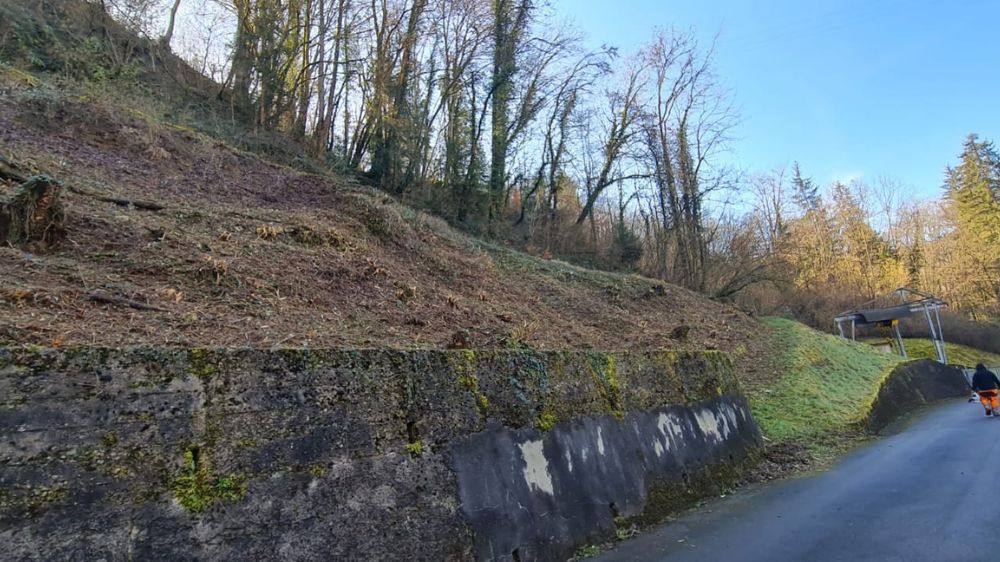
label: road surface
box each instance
[593,399,1000,562]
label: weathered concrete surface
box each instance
[453,396,760,562]
[866,360,968,432]
[0,348,475,561]
[591,399,997,562]
[0,347,760,561]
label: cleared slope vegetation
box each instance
[0,81,761,353]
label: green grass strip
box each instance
[749,317,903,443]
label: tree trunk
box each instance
[160,0,183,50]
[230,1,254,112]
[294,0,314,141]
[489,0,530,221]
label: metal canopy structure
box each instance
[834,288,949,363]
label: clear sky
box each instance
[552,0,1000,198]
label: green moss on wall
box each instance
[537,410,557,431]
[187,348,217,381]
[451,350,490,418]
[172,445,246,513]
[0,485,68,516]
[405,441,424,457]
[587,353,624,419]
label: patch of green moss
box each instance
[476,393,490,412]
[405,441,424,457]
[187,348,217,381]
[587,353,624,419]
[235,438,257,449]
[0,485,68,515]
[100,432,118,447]
[572,543,607,560]
[537,411,557,431]
[172,445,246,513]
[308,463,326,478]
[452,350,489,418]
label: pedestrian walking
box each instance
[970,363,1000,417]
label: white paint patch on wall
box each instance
[597,427,606,456]
[564,447,574,473]
[519,439,555,496]
[715,405,732,437]
[694,409,723,442]
[657,412,686,445]
[726,406,740,429]
[720,405,740,437]
[655,412,686,458]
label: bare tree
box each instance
[576,58,646,224]
[640,29,737,291]
[872,175,904,246]
[749,166,788,252]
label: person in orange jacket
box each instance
[971,363,1000,417]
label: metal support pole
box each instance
[923,306,945,364]
[892,322,907,358]
[933,306,948,364]
[836,320,845,338]
[851,320,856,341]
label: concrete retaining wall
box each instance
[866,359,968,432]
[0,347,761,561]
[453,395,758,561]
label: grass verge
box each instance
[749,317,904,457]
[899,338,1000,367]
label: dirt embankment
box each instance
[0,86,768,361]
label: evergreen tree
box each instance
[943,134,1000,310]
[946,134,1000,246]
[790,161,820,212]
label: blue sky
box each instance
[552,0,1000,199]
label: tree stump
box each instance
[0,175,64,248]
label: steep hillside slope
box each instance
[750,318,903,447]
[0,72,765,356]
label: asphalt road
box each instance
[593,399,1000,562]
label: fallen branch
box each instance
[0,155,28,184]
[95,195,165,211]
[88,292,166,312]
[64,185,166,211]
[1,154,165,211]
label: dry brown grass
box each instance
[0,90,769,362]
